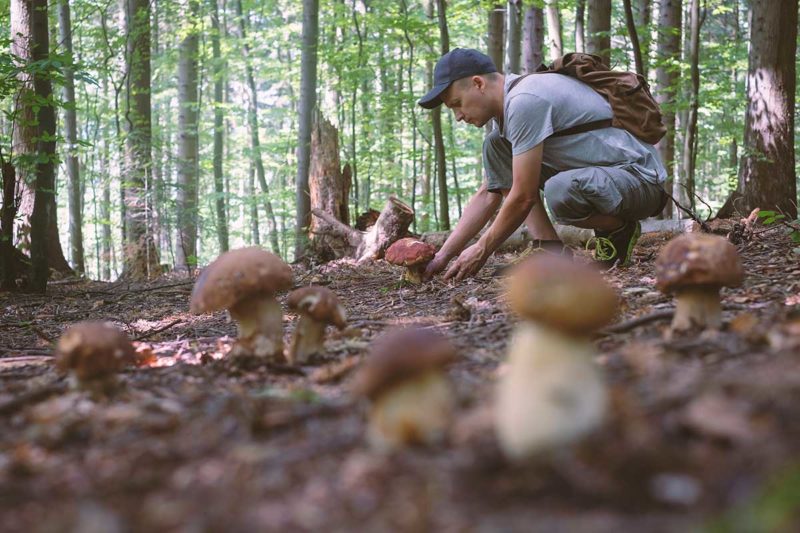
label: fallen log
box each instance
[311,195,414,263]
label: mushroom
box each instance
[190,247,293,360]
[384,238,437,284]
[353,327,456,451]
[55,322,136,392]
[496,255,619,461]
[655,233,744,331]
[286,286,347,365]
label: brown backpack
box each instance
[509,53,667,145]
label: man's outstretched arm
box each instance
[444,143,549,280]
[422,182,503,280]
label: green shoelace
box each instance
[586,236,617,261]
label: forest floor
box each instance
[1,224,800,532]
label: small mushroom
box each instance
[353,327,456,451]
[385,238,437,284]
[55,322,135,391]
[496,255,618,461]
[286,286,347,365]
[655,233,744,331]
[190,247,292,360]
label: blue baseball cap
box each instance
[418,48,498,109]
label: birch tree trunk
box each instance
[58,0,84,274]
[655,0,681,219]
[587,0,611,66]
[738,0,798,218]
[295,0,319,258]
[176,0,200,271]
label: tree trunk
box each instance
[210,0,228,253]
[1,156,20,289]
[634,0,651,77]
[681,0,701,212]
[432,0,450,231]
[622,0,644,76]
[123,0,160,279]
[544,0,563,61]
[587,0,611,66]
[11,0,72,279]
[522,4,545,74]
[738,0,797,218]
[28,0,57,291]
[235,0,280,256]
[487,3,505,73]
[58,0,84,274]
[176,0,200,272]
[655,0,681,219]
[506,1,521,74]
[575,0,586,53]
[295,0,319,259]
[311,196,414,262]
[309,114,351,260]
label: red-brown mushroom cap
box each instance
[655,233,744,293]
[55,322,135,381]
[287,286,347,329]
[190,247,292,314]
[506,255,619,334]
[385,238,437,268]
[353,327,456,400]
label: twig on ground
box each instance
[0,380,67,417]
[134,319,184,341]
[599,309,675,335]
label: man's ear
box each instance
[473,75,486,91]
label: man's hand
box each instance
[444,242,489,281]
[422,251,451,281]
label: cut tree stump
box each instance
[311,196,414,263]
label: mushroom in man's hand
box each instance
[55,322,136,392]
[286,286,347,365]
[190,247,292,360]
[496,255,619,461]
[655,233,744,332]
[353,326,456,451]
[385,238,438,284]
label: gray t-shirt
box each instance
[499,73,667,186]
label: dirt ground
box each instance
[1,225,799,532]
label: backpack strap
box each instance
[507,73,614,138]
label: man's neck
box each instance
[493,74,507,126]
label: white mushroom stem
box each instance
[671,286,722,331]
[288,314,326,365]
[228,296,284,358]
[495,321,607,461]
[367,371,454,451]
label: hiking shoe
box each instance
[588,220,641,269]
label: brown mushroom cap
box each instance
[353,327,456,400]
[506,255,619,334]
[655,233,744,293]
[55,322,135,381]
[287,286,347,329]
[385,238,437,268]
[190,247,292,314]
